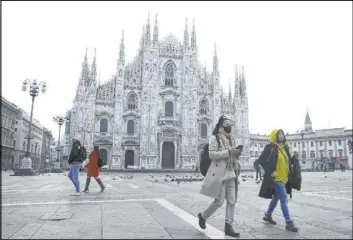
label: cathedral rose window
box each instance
[199,99,208,115]
[128,93,137,110]
[164,61,175,86]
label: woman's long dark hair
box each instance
[212,115,229,135]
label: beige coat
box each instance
[200,133,239,200]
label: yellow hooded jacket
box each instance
[269,129,289,184]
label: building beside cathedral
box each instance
[65,15,250,169]
[249,111,353,170]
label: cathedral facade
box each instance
[66,15,250,169]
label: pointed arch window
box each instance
[165,101,174,117]
[128,93,137,110]
[165,62,175,86]
[127,120,135,134]
[100,119,108,133]
[200,123,207,137]
[199,99,208,115]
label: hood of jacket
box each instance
[269,128,286,144]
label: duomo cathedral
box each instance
[65,15,250,169]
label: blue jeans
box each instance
[266,181,291,221]
[68,163,81,192]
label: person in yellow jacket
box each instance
[254,129,299,232]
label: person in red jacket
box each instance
[83,146,105,193]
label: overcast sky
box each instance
[3,1,352,140]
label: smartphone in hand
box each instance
[235,145,244,150]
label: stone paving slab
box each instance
[2,171,352,239]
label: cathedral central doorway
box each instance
[162,142,175,169]
[125,150,134,169]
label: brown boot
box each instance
[95,177,105,192]
[225,222,240,238]
[83,177,91,193]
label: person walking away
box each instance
[195,163,200,176]
[198,116,243,237]
[68,140,85,196]
[254,160,262,181]
[83,146,105,193]
[254,129,299,232]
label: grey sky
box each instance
[3,1,352,140]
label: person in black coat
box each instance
[254,129,300,232]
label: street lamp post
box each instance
[17,79,46,176]
[52,116,67,171]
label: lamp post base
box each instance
[51,162,62,173]
[14,157,37,176]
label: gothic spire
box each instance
[153,14,159,44]
[304,110,313,132]
[90,48,97,84]
[139,25,145,52]
[184,18,189,50]
[240,66,248,104]
[145,12,151,45]
[80,48,89,85]
[191,19,197,52]
[119,30,125,65]
[233,65,240,104]
[228,78,232,103]
[213,43,218,73]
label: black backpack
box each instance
[79,146,87,161]
[98,157,104,168]
[200,134,221,177]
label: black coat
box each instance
[68,140,82,164]
[254,143,297,199]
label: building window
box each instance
[13,140,16,147]
[23,142,26,151]
[165,101,173,117]
[38,147,40,154]
[311,142,314,147]
[15,128,17,132]
[302,150,306,160]
[100,119,108,133]
[255,151,258,157]
[294,143,296,148]
[127,93,137,110]
[199,99,208,115]
[164,61,175,86]
[319,150,324,159]
[328,150,333,158]
[255,143,257,147]
[329,140,332,146]
[200,123,207,137]
[338,140,342,146]
[338,149,343,157]
[302,142,305,148]
[250,151,253,157]
[127,120,134,134]
[320,141,323,146]
[310,150,315,159]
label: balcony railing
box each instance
[158,116,179,126]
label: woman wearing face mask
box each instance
[198,116,243,237]
[255,129,299,232]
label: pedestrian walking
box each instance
[83,146,105,193]
[194,163,200,176]
[68,140,86,196]
[254,129,299,232]
[198,116,243,237]
[254,160,262,181]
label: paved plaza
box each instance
[1,170,352,239]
